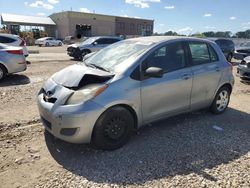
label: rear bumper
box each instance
[5,56,27,74]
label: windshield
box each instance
[81,37,97,45]
[84,40,154,72]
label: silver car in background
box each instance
[67,36,122,60]
[0,43,27,81]
[38,36,234,150]
[35,37,63,47]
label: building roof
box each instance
[1,13,56,26]
[50,11,154,22]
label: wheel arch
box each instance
[91,103,139,141]
[0,63,8,74]
[219,83,233,94]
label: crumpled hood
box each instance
[52,64,114,88]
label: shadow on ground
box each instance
[0,74,30,87]
[45,107,250,185]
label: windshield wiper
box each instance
[89,63,110,72]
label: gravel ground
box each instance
[0,53,249,188]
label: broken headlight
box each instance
[65,84,108,105]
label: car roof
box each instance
[93,36,122,40]
[126,36,213,44]
[208,38,233,42]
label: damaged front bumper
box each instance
[237,65,250,80]
[37,78,106,144]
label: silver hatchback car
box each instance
[38,36,234,150]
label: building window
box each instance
[147,25,152,31]
[137,24,142,33]
[118,22,125,30]
[130,23,135,32]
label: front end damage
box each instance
[237,57,250,82]
[37,64,114,143]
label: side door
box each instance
[51,38,57,46]
[141,41,193,123]
[91,38,108,51]
[187,41,223,109]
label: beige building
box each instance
[50,11,154,39]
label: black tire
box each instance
[0,64,7,81]
[59,42,62,46]
[91,106,134,150]
[210,86,231,114]
[45,42,49,47]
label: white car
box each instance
[0,33,29,57]
[35,37,63,47]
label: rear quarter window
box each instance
[188,42,210,65]
[0,36,16,43]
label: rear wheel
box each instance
[91,106,134,150]
[58,42,62,46]
[210,86,231,114]
[0,64,7,81]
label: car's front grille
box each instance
[43,95,57,103]
[41,116,52,130]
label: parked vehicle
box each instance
[234,42,250,60]
[63,36,87,45]
[209,38,235,62]
[0,33,29,57]
[38,36,234,150]
[237,56,250,81]
[67,36,122,60]
[35,37,63,47]
[0,43,27,81]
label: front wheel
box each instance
[58,42,62,46]
[91,106,134,150]
[210,86,231,114]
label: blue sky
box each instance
[0,0,249,35]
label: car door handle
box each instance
[181,74,191,80]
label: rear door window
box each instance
[188,42,211,65]
[0,36,16,43]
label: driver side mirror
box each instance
[145,67,163,78]
[93,41,98,45]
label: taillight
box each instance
[18,37,25,46]
[6,49,23,55]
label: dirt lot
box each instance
[0,49,250,188]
